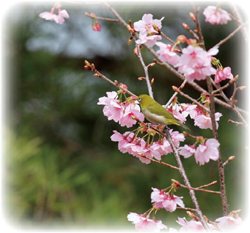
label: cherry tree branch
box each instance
[191,4,229,216]
[164,128,209,230]
[166,79,187,107]
[136,45,154,98]
[140,154,179,171]
[229,3,248,44]
[212,21,248,49]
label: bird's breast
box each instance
[143,109,167,125]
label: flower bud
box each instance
[84,65,91,71]
[176,35,187,43]
[85,60,90,66]
[152,24,160,33]
[172,86,179,92]
[182,23,190,30]
[89,13,96,19]
[150,78,155,85]
[189,12,196,21]
[134,47,139,56]
[187,211,196,218]
[128,37,133,45]
[93,73,100,78]
[187,39,197,46]
[148,63,156,68]
[91,63,95,70]
[127,24,132,32]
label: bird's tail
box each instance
[179,122,191,131]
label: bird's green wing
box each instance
[147,102,176,120]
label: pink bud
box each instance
[182,23,189,30]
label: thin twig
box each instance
[212,76,238,94]
[164,128,209,230]
[139,154,179,171]
[136,45,154,98]
[223,155,235,167]
[228,119,245,126]
[176,207,197,212]
[86,65,137,97]
[85,12,119,22]
[166,80,187,108]
[179,183,221,195]
[160,31,183,51]
[229,3,248,44]
[182,23,199,40]
[197,181,217,189]
[212,21,248,49]
[172,86,210,113]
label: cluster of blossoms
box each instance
[151,188,184,212]
[203,6,232,25]
[39,4,69,24]
[111,129,184,164]
[134,13,164,47]
[215,66,234,83]
[179,138,220,165]
[128,212,242,232]
[97,90,222,165]
[128,187,242,232]
[133,6,234,84]
[97,91,144,128]
[175,45,219,82]
[127,212,167,232]
[166,102,222,130]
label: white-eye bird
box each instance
[137,94,190,131]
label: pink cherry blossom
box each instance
[179,145,196,158]
[134,14,164,47]
[166,103,189,124]
[127,212,167,232]
[203,6,231,25]
[119,103,145,127]
[134,13,164,34]
[39,5,69,24]
[111,131,153,164]
[151,188,184,212]
[150,138,172,156]
[194,138,220,165]
[98,92,123,123]
[181,104,198,119]
[169,130,185,147]
[215,215,242,231]
[175,45,218,82]
[194,112,222,130]
[155,42,180,66]
[92,21,101,31]
[176,217,215,231]
[98,92,144,128]
[215,67,234,83]
[136,30,162,47]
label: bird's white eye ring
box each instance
[138,97,141,102]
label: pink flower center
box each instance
[190,51,197,57]
[145,24,152,31]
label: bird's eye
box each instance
[138,97,141,102]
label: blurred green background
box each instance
[4,1,248,231]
